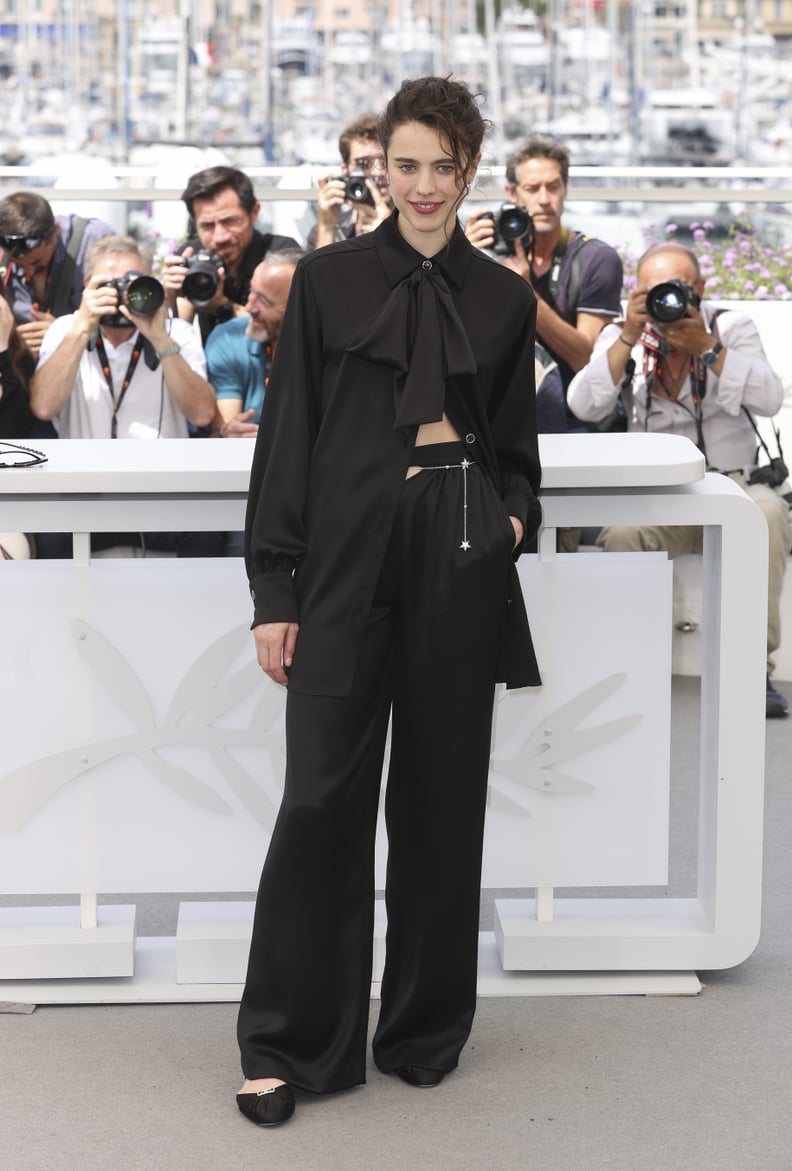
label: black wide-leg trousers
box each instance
[237,444,516,1093]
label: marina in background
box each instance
[0,2,789,256]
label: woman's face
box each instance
[386,121,477,256]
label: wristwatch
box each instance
[700,340,723,368]
[154,341,181,360]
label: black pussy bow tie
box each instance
[346,262,477,429]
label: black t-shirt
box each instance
[533,233,623,392]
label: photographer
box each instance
[31,236,215,438]
[568,241,789,717]
[465,135,622,426]
[308,113,392,250]
[0,191,114,359]
[29,236,220,558]
[162,166,299,343]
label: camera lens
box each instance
[182,250,222,307]
[183,269,218,305]
[498,204,532,242]
[645,281,689,324]
[345,171,374,206]
[125,274,165,315]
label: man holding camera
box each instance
[163,166,299,342]
[29,236,220,557]
[308,113,392,250]
[465,135,622,423]
[0,191,114,359]
[568,241,789,717]
[31,236,215,439]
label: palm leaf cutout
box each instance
[492,674,642,795]
[208,747,278,827]
[0,741,135,832]
[71,618,155,730]
[184,661,266,728]
[146,750,233,815]
[165,623,253,725]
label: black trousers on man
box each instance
[237,443,516,1093]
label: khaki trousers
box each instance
[597,476,792,672]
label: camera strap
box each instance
[641,343,709,461]
[547,230,590,319]
[94,334,145,439]
[742,404,785,467]
[50,216,88,318]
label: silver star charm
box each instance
[460,540,471,550]
[460,458,471,469]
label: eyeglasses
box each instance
[0,229,54,259]
[352,155,386,173]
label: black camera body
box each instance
[480,203,534,256]
[749,456,789,489]
[98,272,164,327]
[331,170,375,207]
[182,249,223,307]
[645,279,701,325]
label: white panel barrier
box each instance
[0,435,767,1000]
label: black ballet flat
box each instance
[236,1083,296,1126]
[395,1065,446,1088]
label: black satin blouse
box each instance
[245,212,542,697]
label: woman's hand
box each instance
[254,622,300,687]
[509,516,524,551]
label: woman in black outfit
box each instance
[237,76,542,1127]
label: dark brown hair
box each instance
[0,191,55,237]
[506,135,570,188]
[338,113,381,165]
[181,166,258,218]
[378,76,488,187]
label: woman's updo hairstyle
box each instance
[378,76,489,186]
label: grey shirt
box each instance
[6,214,115,323]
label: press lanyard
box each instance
[263,341,274,388]
[644,350,708,462]
[94,334,144,439]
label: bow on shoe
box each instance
[346,264,477,429]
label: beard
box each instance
[246,318,269,342]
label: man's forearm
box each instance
[161,356,217,427]
[535,297,594,373]
[29,322,90,420]
[313,219,340,249]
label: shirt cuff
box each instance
[249,571,299,628]
[502,488,543,555]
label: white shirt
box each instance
[567,305,784,471]
[37,316,207,440]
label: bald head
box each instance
[637,242,701,288]
[244,249,303,342]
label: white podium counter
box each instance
[0,434,767,1002]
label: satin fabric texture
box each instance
[237,446,517,1093]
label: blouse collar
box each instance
[371,211,473,292]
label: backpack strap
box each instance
[50,217,89,318]
[548,231,590,319]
